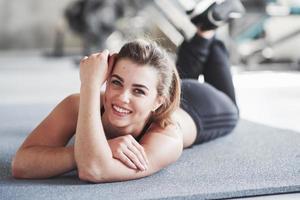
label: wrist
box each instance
[80,82,102,91]
[65,146,77,169]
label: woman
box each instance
[11,29,239,183]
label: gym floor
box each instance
[0,52,299,199]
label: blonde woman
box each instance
[12,0,241,183]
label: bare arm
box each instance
[74,51,116,179]
[12,146,75,178]
[78,119,183,183]
[75,83,112,178]
[11,94,79,178]
[74,51,183,183]
[92,126,183,183]
[76,88,183,182]
[11,84,115,179]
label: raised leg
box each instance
[203,38,237,105]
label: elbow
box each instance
[11,156,26,179]
[78,164,109,183]
[11,153,35,179]
[78,169,101,183]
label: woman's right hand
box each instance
[79,51,117,87]
[108,135,149,171]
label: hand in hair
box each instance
[79,50,117,86]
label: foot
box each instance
[187,0,246,30]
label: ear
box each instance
[152,96,165,112]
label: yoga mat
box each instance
[0,104,299,200]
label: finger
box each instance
[123,148,146,171]
[80,56,88,62]
[94,50,109,60]
[108,53,118,74]
[118,152,138,170]
[126,145,147,170]
[108,53,118,68]
[102,49,109,58]
[131,140,149,165]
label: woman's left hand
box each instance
[108,135,149,171]
[79,50,117,86]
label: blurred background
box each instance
[1,0,300,133]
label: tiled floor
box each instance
[0,53,299,199]
[233,70,300,133]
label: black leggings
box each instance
[177,35,239,145]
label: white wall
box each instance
[0,0,74,50]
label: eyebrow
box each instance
[111,74,149,91]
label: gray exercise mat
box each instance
[0,104,299,200]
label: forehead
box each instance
[112,58,158,88]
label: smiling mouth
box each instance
[112,104,132,116]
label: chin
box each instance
[110,119,129,128]
[108,113,131,128]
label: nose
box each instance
[118,90,131,104]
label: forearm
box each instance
[12,146,75,179]
[74,84,112,175]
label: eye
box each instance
[111,79,122,86]
[133,88,145,95]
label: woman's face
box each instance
[103,58,163,129]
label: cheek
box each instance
[134,99,155,114]
[103,89,113,108]
[104,85,115,100]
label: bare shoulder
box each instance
[138,122,183,167]
[18,93,80,149]
[63,93,80,110]
[52,93,80,119]
[145,121,183,142]
[66,91,104,108]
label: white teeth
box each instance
[113,105,131,114]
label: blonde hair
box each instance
[117,39,181,128]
